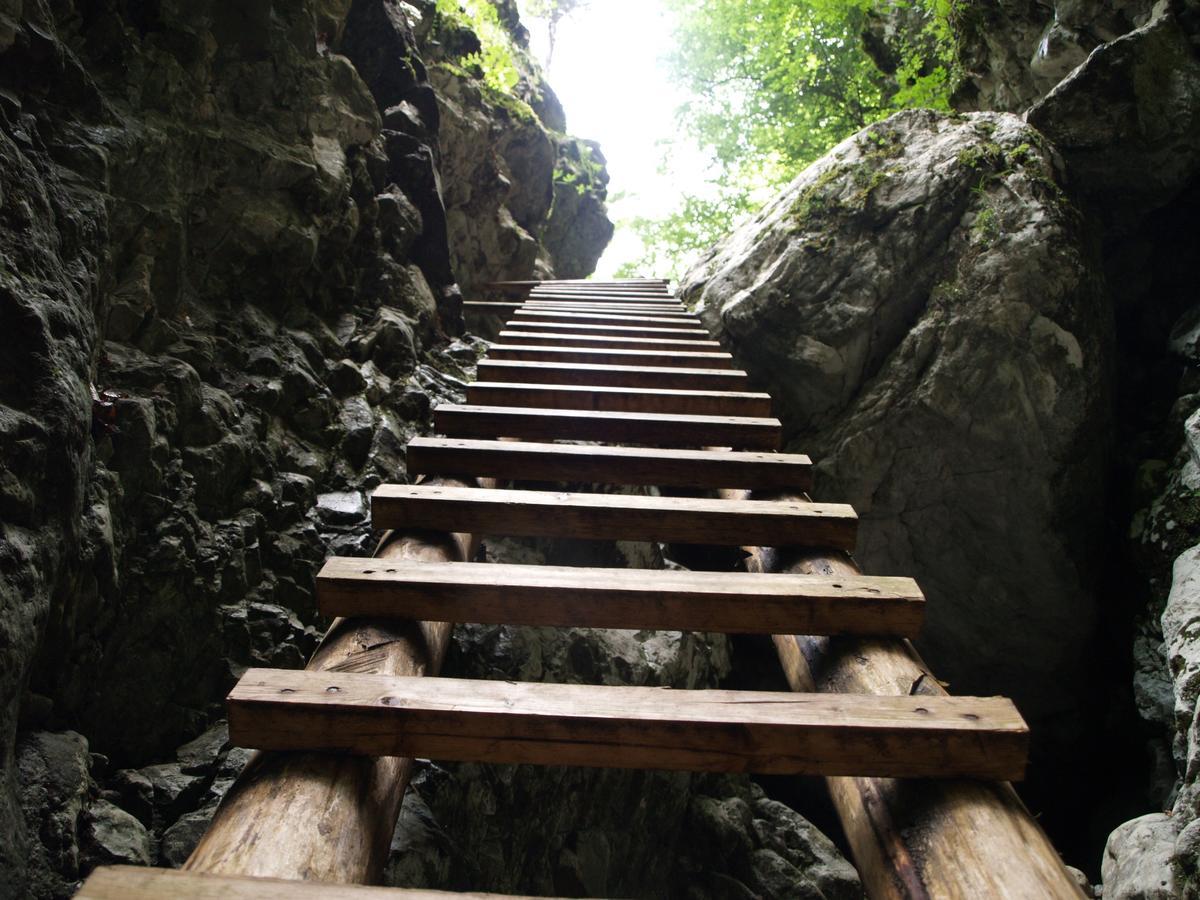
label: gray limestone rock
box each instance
[681,109,1108,752]
[80,800,151,868]
[1028,5,1200,233]
[1102,813,1179,899]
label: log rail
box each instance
[78,278,1083,899]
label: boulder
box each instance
[1102,813,1179,899]
[1028,5,1200,233]
[680,109,1109,751]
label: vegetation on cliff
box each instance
[617,0,960,277]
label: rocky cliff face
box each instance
[682,0,1200,892]
[0,0,617,896]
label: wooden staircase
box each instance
[80,278,1085,899]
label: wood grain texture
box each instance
[78,867,544,900]
[433,403,782,450]
[317,557,923,636]
[503,321,711,338]
[496,331,721,351]
[476,359,743,389]
[513,309,701,326]
[734,490,1085,899]
[465,381,772,417]
[184,477,484,883]
[523,303,690,313]
[371,483,856,549]
[227,669,1028,780]
[486,344,734,369]
[405,436,812,489]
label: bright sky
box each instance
[516,0,713,278]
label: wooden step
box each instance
[405,437,813,490]
[77,867,544,899]
[477,359,745,390]
[317,558,922,636]
[524,301,688,310]
[497,331,721,351]
[227,669,1029,780]
[465,382,771,417]
[522,305,689,315]
[512,310,701,326]
[371,484,855,548]
[507,321,711,338]
[434,404,782,450]
[487,344,734,369]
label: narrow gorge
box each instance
[2,0,1199,898]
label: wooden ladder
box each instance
[80,279,1085,899]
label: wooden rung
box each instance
[227,669,1029,780]
[317,558,922,636]
[434,404,782,450]
[507,321,711,338]
[512,310,701,326]
[522,306,690,316]
[405,436,813,490]
[497,331,721,351]
[465,382,772,417]
[524,301,688,311]
[477,359,745,390]
[487,344,734,369]
[528,301,686,309]
[371,484,855,548]
[76,866,543,899]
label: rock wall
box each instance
[681,107,1109,765]
[0,0,614,896]
[682,0,1200,891]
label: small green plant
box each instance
[434,0,520,95]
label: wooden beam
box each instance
[465,381,772,417]
[184,479,483,882]
[227,669,1028,780]
[523,301,687,311]
[504,321,711,338]
[486,344,734,369]
[433,403,782,450]
[371,484,856,549]
[512,310,701,326]
[405,436,813,490]
[477,359,743,390]
[736,491,1086,899]
[78,867,543,900]
[496,331,721,351]
[317,557,924,637]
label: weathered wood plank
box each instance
[523,301,688,311]
[496,331,721,351]
[371,484,856,549]
[513,310,701,326]
[464,381,772,417]
[317,557,923,636]
[477,359,742,389]
[405,436,813,490]
[78,867,542,900]
[184,477,484,882]
[486,344,734,369]
[505,321,711,338]
[735,489,1086,899]
[227,669,1028,780]
[433,404,782,450]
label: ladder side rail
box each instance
[183,476,487,883]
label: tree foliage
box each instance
[618,0,956,279]
[522,0,590,66]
